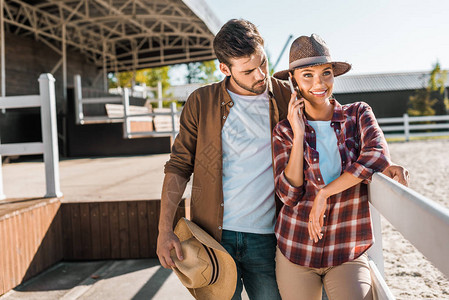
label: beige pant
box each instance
[276,248,373,300]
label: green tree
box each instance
[185,60,220,84]
[108,66,172,98]
[139,66,172,98]
[408,62,447,116]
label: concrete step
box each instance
[1,259,192,300]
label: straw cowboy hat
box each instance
[170,218,237,300]
[273,33,351,80]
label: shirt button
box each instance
[311,130,315,134]
[336,129,340,133]
[223,116,227,119]
[318,178,321,181]
[218,226,222,230]
[331,122,334,126]
[313,158,317,162]
[221,203,224,207]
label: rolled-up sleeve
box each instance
[272,121,305,207]
[345,102,391,182]
[164,93,198,179]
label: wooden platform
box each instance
[0,197,185,295]
[61,200,185,261]
[0,154,188,296]
[0,197,62,295]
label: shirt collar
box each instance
[220,77,233,105]
[301,97,345,124]
[330,98,345,123]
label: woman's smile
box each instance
[309,89,327,97]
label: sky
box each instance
[202,0,449,76]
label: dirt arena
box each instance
[384,138,449,299]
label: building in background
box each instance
[333,71,449,118]
[0,0,220,156]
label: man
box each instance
[157,19,408,300]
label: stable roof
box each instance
[334,71,449,94]
[3,0,220,72]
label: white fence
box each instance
[378,114,449,141]
[0,74,62,199]
[74,75,180,141]
[367,173,449,299]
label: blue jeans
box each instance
[220,230,281,300]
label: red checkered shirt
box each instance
[273,99,391,268]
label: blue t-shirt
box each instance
[221,89,275,234]
[308,120,341,185]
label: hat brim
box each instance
[273,61,352,80]
[174,218,237,300]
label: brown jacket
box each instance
[164,76,291,241]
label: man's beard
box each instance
[231,75,267,95]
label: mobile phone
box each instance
[288,77,302,98]
[288,77,303,115]
[288,77,296,94]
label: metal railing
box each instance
[0,74,62,199]
[367,173,449,299]
[378,114,449,141]
[74,75,180,141]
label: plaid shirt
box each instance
[273,99,391,268]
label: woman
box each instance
[272,34,389,300]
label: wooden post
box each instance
[367,203,385,276]
[39,74,62,198]
[74,74,84,125]
[157,81,162,108]
[62,24,67,103]
[404,113,410,141]
[170,101,177,143]
[122,88,130,139]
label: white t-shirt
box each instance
[307,120,341,185]
[221,89,275,234]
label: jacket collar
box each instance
[219,76,275,104]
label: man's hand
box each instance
[157,173,189,268]
[382,164,410,186]
[156,230,184,269]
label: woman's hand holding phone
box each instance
[287,77,305,140]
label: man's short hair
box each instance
[213,19,264,66]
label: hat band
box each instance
[289,56,331,70]
[202,244,219,285]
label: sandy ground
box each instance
[384,139,449,299]
[2,139,448,299]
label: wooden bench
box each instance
[105,103,154,132]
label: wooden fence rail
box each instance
[0,74,62,199]
[378,113,449,140]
